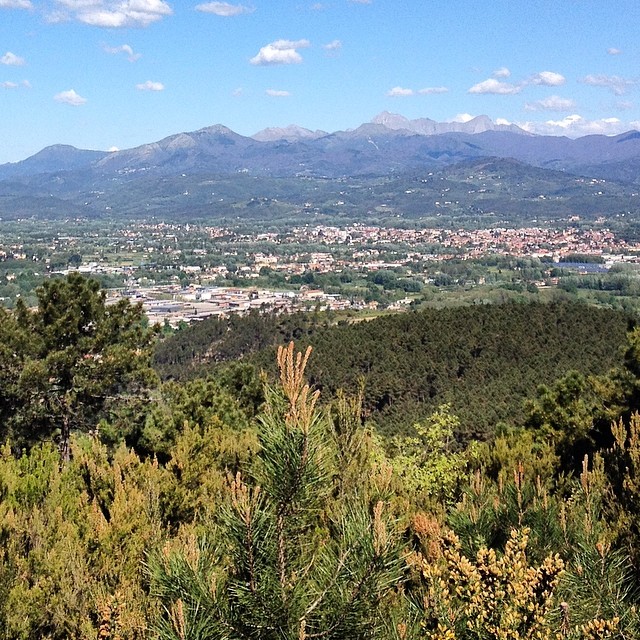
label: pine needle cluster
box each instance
[149,342,404,640]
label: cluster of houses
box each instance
[115,285,353,327]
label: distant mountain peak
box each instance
[0,144,106,178]
[197,124,238,136]
[371,112,414,129]
[252,124,327,142]
[35,143,82,153]
[371,112,529,136]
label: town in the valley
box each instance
[2,219,640,325]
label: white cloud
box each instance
[418,86,448,95]
[387,86,413,97]
[250,39,310,65]
[520,114,628,137]
[1,79,30,88]
[387,86,448,97]
[493,67,510,78]
[322,39,342,51]
[0,0,32,7]
[349,0,372,4]
[581,74,637,96]
[195,2,253,16]
[108,146,119,151]
[451,113,475,123]
[607,47,622,55]
[495,118,512,125]
[1,51,25,66]
[469,70,564,96]
[53,0,172,28]
[631,120,640,130]
[136,80,164,91]
[104,43,141,61]
[54,89,87,105]
[266,89,290,97]
[231,87,244,96]
[524,95,576,112]
[468,78,521,94]
[528,71,565,86]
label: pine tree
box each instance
[149,342,404,640]
[0,273,157,460]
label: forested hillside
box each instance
[154,301,631,438]
[1,275,640,639]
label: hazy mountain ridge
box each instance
[251,124,328,142]
[371,111,530,136]
[1,114,640,221]
[2,113,640,182]
[0,145,107,179]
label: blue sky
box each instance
[1,0,639,163]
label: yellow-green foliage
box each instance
[609,414,640,552]
[0,438,165,639]
[0,413,260,640]
[469,428,559,485]
[390,405,466,506]
[412,526,564,640]
[408,525,622,640]
[162,419,258,527]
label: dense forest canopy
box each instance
[154,301,631,439]
[0,274,639,639]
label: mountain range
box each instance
[1,113,639,222]
[2,112,640,181]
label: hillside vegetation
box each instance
[1,275,640,639]
[2,157,640,224]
